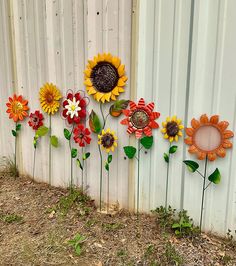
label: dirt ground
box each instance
[0,173,235,266]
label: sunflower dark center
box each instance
[130,110,150,129]
[166,121,179,137]
[91,62,119,93]
[101,133,115,148]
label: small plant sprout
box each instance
[68,233,86,256]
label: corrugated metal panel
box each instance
[0,0,132,209]
[136,0,236,235]
[0,0,236,236]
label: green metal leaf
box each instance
[36,126,49,137]
[105,162,109,171]
[89,110,102,134]
[64,128,71,140]
[109,99,129,117]
[183,160,199,173]
[108,154,113,164]
[12,130,17,137]
[169,145,178,154]
[164,153,169,163]
[76,158,83,170]
[140,136,153,149]
[50,135,59,148]
[208,168,221,184]
[123,146,137,159]
[71,148,77,158]
[82,152,90,160]
[16,124,21,131]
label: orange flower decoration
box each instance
[185,114,234,161]
[6,94,29,122]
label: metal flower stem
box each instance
[107,153,110,214]
[49,114,52,185]
[14,122,18,178]
[69,125,74,193]
[32,138,36,180]
[165,142,171,210]
[137,139,141,214]
[81,147,84,192]
[200,156,208,232]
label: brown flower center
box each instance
[166,121,179,137]
[101,133,115,148]
[130,110,150,129]
[91,62,119,93]
[46,93,54,103]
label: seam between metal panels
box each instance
[180,0,195,210]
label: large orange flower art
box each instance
[120,98,160,139]
[185,114,234,161]
[6,94,29,122]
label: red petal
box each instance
[137,98,145,108]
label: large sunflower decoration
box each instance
[120,98,160,214]
[84,53,127,103]
[6,94,29,177]
[85,53,129,213]
[183,114,234,231]
[161,115,184,209]
[62,90,90,192]
[39,83,62,185]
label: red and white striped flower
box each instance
[120,98,160,139]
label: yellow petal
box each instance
[175,135,179,142]
[112,87,120,96]
[166,117,171,122]
[161,128,167,133]
[95,92,104,101]
[178,131,183,136]
[177,119,182,125]
[102,129,105,135]
[162,121,167,127]
[84,78,92,86]
[104,92,112,101]
[107,128,111,133]
[88,59,97,68]
[117,78,126,87]
[111,94,117,101]
[164,134,169,139]
[105,148,110,153]
[118,87,125,92]
[112,57,121,68]
[84,68,92,77]
[114,142,117,147]
[97,53,105,62]
[172,115,177,122]
[118,64,125,77]
[87,86,97,95]
[105,53,113,62]
[101,95,106,103]
[179,125,184,130]
[121,75,128,82]
[169,137,174,142]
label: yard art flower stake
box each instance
[6,94,29,177]
[84,52,128,212]
[184,114,234,231]
[39,83,62,185]
[62,90,90,191]
[120,98,160,214]
[28,110,46,180]
[161,116,184,209]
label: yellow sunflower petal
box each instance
[84,68,92,77]
[177,119,182,124]
[178,131,183,137]
[161,128,167,133]
[88,59,97,68]
[166,117,171,122]
[97,53,105,62]
[95,92,104,101]
[112,56,121,68]
[87,87,97,95]
[172,115,177,122]
[175,135,179,142]
[162,121,167,127]
[104,92,112,102]
[118,64,125,77]
[84,78,92,86]
[104,53,113,62]
[169,137,174,142]
[118,87,125,92]
[111,94,117,101]
[179,125,184,130]
[112,87,120,96]
[117,78,126,87]
[164,134,169,139]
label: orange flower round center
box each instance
[130,110,150,129]
[166,121,179,137]
[91,62,119,93]
[101,133,115,148]
[12,102,23,113]
[194,125,222,152]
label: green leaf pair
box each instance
[163,145,178,163]
[183,160,221,185]
[76,153,91,171]
[12,124,21,137]
[105,154,113,171]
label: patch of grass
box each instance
[102,222,123,231]
[0,213,23,223]
[67,233,86,256]
[144,244,155,258]
[56,187,94,216]
[151,205,176,229]
[85,218,97,228]
[221,254,232,265]
[161,241,184,265]
[0,156,19,177]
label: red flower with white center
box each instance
[120,98,160,139]
[73,124,91,147]
[28,110,44,130]
[62,91,88,125]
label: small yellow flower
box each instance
[98,128,118,153]
[84,53,127,103]
[161,115,184,143]
[39,83,62,115]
